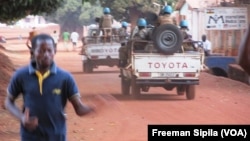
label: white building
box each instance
[15,15,47,28]
[175,0,250,56]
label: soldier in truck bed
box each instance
[132,18,150,40]
[118,21,129,41]
[156,5,176,26]
[118,18,150,67]
[179,20,196,52]
[99,7,114,42]
[79,36,87,55]
[118,41,128,67]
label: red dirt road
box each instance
[0,42,250,141]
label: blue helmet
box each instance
[103,7,110,14]
[121,21,128,27]
[163,5,172,14]
[180,20,188,28]
[137,18,147,27]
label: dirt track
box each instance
[0,42,250,141]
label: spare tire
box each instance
[152,24,183,54]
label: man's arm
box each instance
[5,72,23,120]
[5,94,23,121]
[5,95,38,131]
[69,95,94,116]
[66,73,94,116]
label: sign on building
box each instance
[205,7,248,30]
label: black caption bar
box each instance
[148,125,250,141]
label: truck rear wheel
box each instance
[83,61,93,73]
[186,85,195,100]
[131,75,140,96]
[176,85,185,95]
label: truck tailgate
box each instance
[86,43,120,59]
[133,54,201,79]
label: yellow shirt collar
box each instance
[35,70,51,95]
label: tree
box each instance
[86,0,178,28]
[0,0,178,33]
[0,0,103,38]
[0,0,65,23]
[45,0,102,37]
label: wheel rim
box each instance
[159,30,177,49]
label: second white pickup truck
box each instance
[81,27,123,73]
[82,42,121,73]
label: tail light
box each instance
[139,72,151,77]
[184,73,196,77]
[91,56,98,59]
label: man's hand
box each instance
[88,94,121,113]
[71,94,120,116]
[21,108,38,131]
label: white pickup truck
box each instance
[120,24,203,100]
[82,41,121,73]
[82,27,123,73]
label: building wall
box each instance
[206,4,250,56]
[178,1,250,56]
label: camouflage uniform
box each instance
[118,42,128,67]
[118,27,128,41]
[180,29,195,51]
[133,28,149,40]
[79,37,87,55]
[118,27,149,67]
[157,14,175,25]
[99,14,114,37]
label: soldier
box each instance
[99,7,114,42]
[179,20,195,52]
[118,21,129,41]
[132,18,150,40]
[79,36,87,55]
[118,41,128,67]
[156,5,176,26]
[118,18,149,67]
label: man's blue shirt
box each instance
[7,62,80,141]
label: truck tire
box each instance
[152,24,183,55]
[186,85,195,100]
[176,85,185,95]
[83,61,93,73]
[121,76,130,95]
[131,75,140,96]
